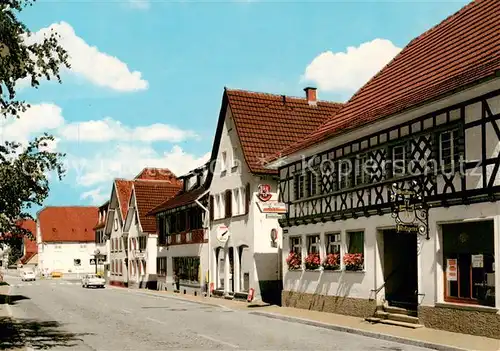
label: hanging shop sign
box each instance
[390,180,429,240]
[471,254,484,268]
[257,201,287,214]
[257,184,272,202]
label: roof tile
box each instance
[38,206,98,242]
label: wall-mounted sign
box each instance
[257,201,287,214]
[265,213,284,219]
[257,184,272,202]
[270,228,278,242]
[446,258,457,281]
[90,258,96,265]
[472,254,484,268]
[390,180,429,240]
[216,225,230,244]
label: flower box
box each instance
[304,252,321,270]
[343,253,364,271]
[286,252,301,270]
[322,253,340,271]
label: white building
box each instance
[93,201,109,278]
[123,177,182,289]
[266,0,500,339]
[37,206,98,278]
[150,163,209,295]
[208,88,342,303]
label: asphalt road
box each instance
[2,276,435,351]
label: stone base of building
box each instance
[157,280,202,296]
[109,280,127,288]
[281,290,377,318]
[419,304,500,339]
[128,280,157,290]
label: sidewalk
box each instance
[0,284,27,351]
[119,287,500,351]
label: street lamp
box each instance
[94,249,100,274]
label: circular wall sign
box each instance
[216,225,230,244]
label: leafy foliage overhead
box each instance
[0,0,69,245]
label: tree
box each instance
[0,0,69,246]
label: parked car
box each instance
[51,271,63,278]
[81,274,105,288]
[21,270,36,282]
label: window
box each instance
[339,160,351,189]
[167,236,172,244]
[225,190,232,218]
[232,147,238,168]
[217,194,224,219]
[157,257,167,276]
[307,170,319,197]
[233,188,241,215]
[176,234,181,243]
[392,145,406,177]
[173,257,200,284]
[74,259,81,266]
[290,237,301,255]
[347,231,364,255]
[114,218,118,231]
[355,154,369,185]
[295,174,305,199]
[138,236,147,251]
[326,233,341,254]
[439,129,460,170]
[186,232,192,242]
[221,151,227,172]
[442,221,495,307]
[307,235,320,254]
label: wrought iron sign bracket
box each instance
[390,179,430,240]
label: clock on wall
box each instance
[216,225,230,244]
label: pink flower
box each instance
[343,253,364,270]
[322,253,340,270]
[286,252,301,270]
[304,252,321,270]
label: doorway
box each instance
[228,247,234,293]
[383,230,418,310]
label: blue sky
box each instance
[5,0,469,213]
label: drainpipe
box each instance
[194,190,210,297]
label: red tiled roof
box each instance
[278,0,500,157]
[20,252,37,265]
[38,206,98,242]
[133,180,183,233]
[225,88,343,174]
[20,219,37,253]
[115,179,133,221]
[148,186,207,215]
[134,167,179,182]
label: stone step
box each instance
[365,317,423,329]
[384,305,417,317]
[375,311,420,324]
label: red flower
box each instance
[343,253,364,270]
[304,252,321,270]
[322,253,340,270]
[286,252,301,270]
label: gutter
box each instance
[193,189,210,297]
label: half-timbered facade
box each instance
[208,87,343,304]
[149,164,209,295]
[266,0,500,338]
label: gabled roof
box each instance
[132,180,182,233]
[277,0,500,158]
[20,219,37,253]
[148,185,207,215]
[134,167,178,181]
[20,252,37,265]
[115,179,133,221]
[38,206,98,243]
[223,88,343,174]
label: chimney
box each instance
[304,87,317,106]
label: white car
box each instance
[21,270,36,281]
[81,274,105,288]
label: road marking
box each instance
[146,317,167,325]
[121,309,132,314]
[197,334,239,348]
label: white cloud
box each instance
[302,38,402,94]
[80,187,109,205]
[0,103,64,145]
[71,144,210,188]
[59,118,198,143]
[25,21,148,92]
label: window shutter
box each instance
[225,190,232,218]
[245,183,251,214]
[209,195,214,221]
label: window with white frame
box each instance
[326,233,341,254]
[232,147,238,168]
[355,154,369,186]
[392,145,406,177]
[440,129,460,169]
[176,233,181,243]
[307,170,319,197]
[295,174,305,199]
[219,193,225,219]
[307,235,320,254]
[221,151,227,172]
[339,160,350,189]
[347,231,364,255]
[167,235,172,244]
[290,236,301,255]
[186,232,192,242]
[80,244,86,250]
[233,188,241,215]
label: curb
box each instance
[107,285,231,310]
[249,311,470,351]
